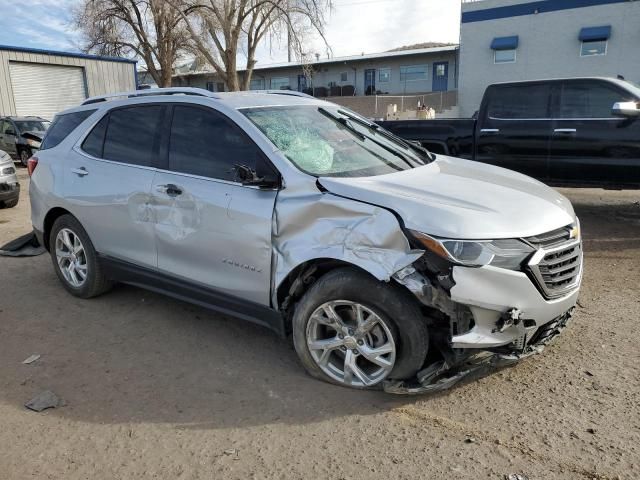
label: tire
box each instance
[2,198,18,208]
[292,267,429,390]
[49,214,112,298]
[19,147,32,167]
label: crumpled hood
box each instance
[318,155,576,239]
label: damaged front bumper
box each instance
[384,309,574,394]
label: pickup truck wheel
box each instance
[292,268,429,390]
[49,215,112,298]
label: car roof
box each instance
[1,116,48,121]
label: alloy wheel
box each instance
[55,228,88,287]
[306,300,396,387]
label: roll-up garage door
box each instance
[9,62,87,120]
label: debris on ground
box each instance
[24,390,62,412]
[587,428,596,434]
[505,474,529,480]
[464,435,476,444]
[22,354,41,365]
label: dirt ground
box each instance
[1,168,639,480]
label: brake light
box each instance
[27,156,38,176]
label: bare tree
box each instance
[174,0,331,91]
[75,0,190,87]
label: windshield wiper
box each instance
[319,107,415,168]
[318,107,366,141]
[336,109,435,162]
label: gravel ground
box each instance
[1,168,639,480]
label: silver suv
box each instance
[30,88,582,393]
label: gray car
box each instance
[0,149,20,208]
[0,116,50,166]
[29,88,582,393]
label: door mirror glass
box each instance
[612,101,640,117]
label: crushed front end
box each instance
[386,223,583,394]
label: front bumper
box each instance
[449,264,580,349]
[0,181,20,202]
[384,308,574,394]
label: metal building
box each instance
[0,45,137,120]
[458,0,640,116]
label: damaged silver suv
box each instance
[30,88,582,393]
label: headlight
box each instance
[409,230,535,270]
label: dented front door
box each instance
[151,173,276,305]
[151,103,276,305]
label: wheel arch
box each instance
[42,207,74,251]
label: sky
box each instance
[0,0,461,66]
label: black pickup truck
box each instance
[379,77,640,188]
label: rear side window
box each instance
[486,84,551,119]
[557,81,631,119]
[81,115,109,158]
[103,105,164,166]
[168,105,261,181]
[41,110,96,150]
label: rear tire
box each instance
[292,267,429,390]
[2,198,18,208]
[49,214,112,298]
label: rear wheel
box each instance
[2,198,18,208]
[292,268,429,389]
[49,215,112,298]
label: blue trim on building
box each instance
[491,36,519,50]
[0,44,137,64]
[462,0,628,23]
[579,25,612,41]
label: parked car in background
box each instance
[0,116,50,166]
[29,88,582,393]
[380,77,640,188]
[0,149,19,208]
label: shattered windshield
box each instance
[243,105,427,177]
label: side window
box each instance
[103,105,164,166]
[486,84,550,119]
[81,115,109,158]
[169,105,260,181]
[558,82,630,119]
[40,109,96,150]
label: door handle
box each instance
[71,167,89,177]
[480,128,500,134]
[156,183,183,197]
[553,128,577,134]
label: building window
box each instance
[340,72,348,82]
[494,49,516,64]
[581,40,607,57]
[400,65,427,82]
[378,68,390,82]
[579,25,611,57]
[270,77,290,90]
[216,82,225,92]
[249,77,265,90]
[205,81,214,92]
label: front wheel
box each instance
[292,268,429,389]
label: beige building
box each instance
[0,45,137,120]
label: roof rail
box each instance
[82,87,219,105]
[261,90,315,99]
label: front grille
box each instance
[525,225,582,299]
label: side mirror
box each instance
[235,156,281,189]
[612,101,640,117]
[4,129,15,136]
